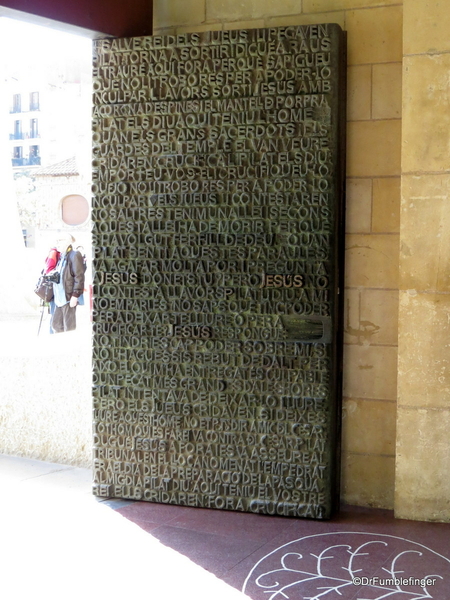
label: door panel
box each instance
[92,24,346,519]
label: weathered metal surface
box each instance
[92,25,346,519]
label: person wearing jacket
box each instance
[51,233,85,333]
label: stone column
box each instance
[396,0,450,521]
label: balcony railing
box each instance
[9,105,40,113]
[9,133,40,140]
[12,157,41,167]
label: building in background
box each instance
[8,82,74,171]
[5,40,91,171]
[30,156,91,251]
[2,17,92,254]
[0,17,92,316]
[9,87,42,168]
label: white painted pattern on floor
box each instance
[243,532,450,599]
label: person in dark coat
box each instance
[51,233,85,333]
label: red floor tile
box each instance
[164,505,293,542]
[116,500,192,525]
[240,531,450,599]
[150,524,264,577]
[113,501,450,599]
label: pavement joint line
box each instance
[20,466,77,482]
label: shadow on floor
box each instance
[115,494,450,599]
[2,453,449,600]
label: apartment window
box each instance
[30,118,39,138]
[12,146,23,166]
[12,94,21,113]
[14,120,22,139]
[29,145,40,165]
[30,91,40,111]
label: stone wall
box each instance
[396,0,450,522]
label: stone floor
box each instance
[1,454,449,600]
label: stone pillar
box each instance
[396,0,450,521]
[341,3,402,510]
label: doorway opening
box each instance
[0,17,93,468]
